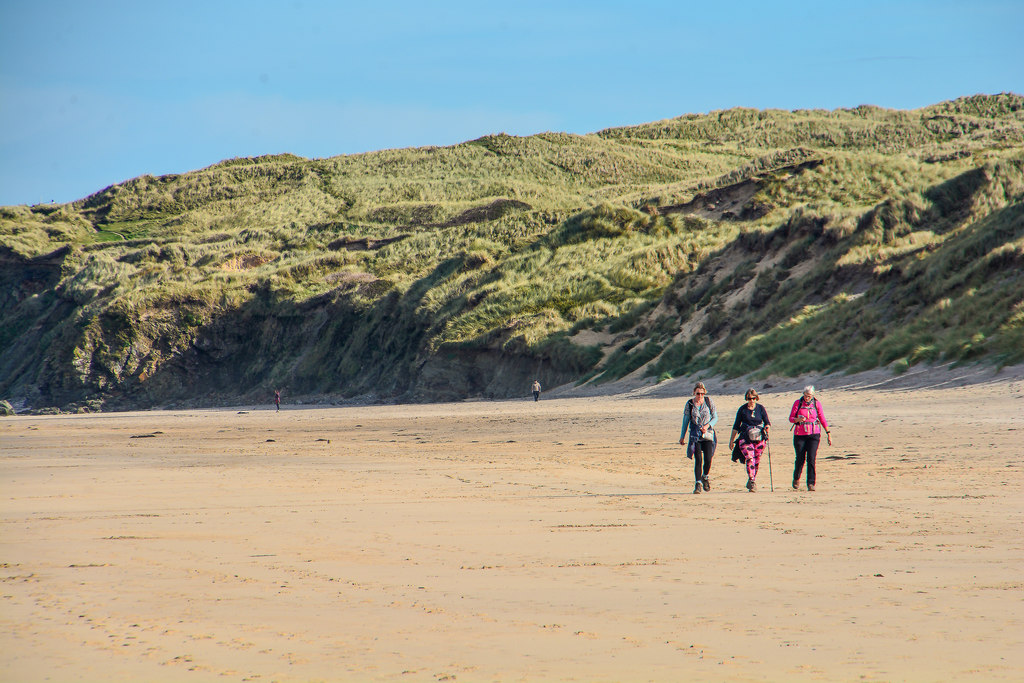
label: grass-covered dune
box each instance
[2,94,1022,411]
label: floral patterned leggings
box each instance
[740,439,767,481]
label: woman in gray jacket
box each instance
[679,382,718,494]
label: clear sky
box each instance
[1,0,1021,206]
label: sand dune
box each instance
[2,380,1023,681]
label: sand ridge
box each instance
[2,383,1023,681]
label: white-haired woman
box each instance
[789,385,832,491]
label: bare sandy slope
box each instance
[2,381,1023,682]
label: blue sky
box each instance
[1,0,1021,206]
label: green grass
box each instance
[2,94,1023,407]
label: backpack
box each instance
[791,397,820,431]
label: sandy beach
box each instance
[2,378,1023,682]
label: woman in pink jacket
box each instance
[789,385,832,491]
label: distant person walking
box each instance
[728,388,771,492]
[679,381,718,494]
[532,380,542,402]
[789,385,832,491]
[274,389,281,412]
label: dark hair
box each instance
[745,388,759,401]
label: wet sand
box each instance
[2,383,1023,681]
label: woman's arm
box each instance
[729,407,742,446]
[817,400,832,445]
[789,400,801,424]
[679,402,692,442]
[708,399,718,428]
[816,401,829,432]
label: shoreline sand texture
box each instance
[2,383,1023,681]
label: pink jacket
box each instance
[789,398,829,436]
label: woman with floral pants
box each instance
[729,388,771,492]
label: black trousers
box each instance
[692,439,715,481]
[533,391,540,401]
[793,434,821,485]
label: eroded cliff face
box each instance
[0,247,77,409]
[0,251,586,411]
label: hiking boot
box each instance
[807,484,815,492]
[701,477,710,492]
[749,480,757,492]
[792,480,799,490]
[745,478,753,491]
[693,482,702,494]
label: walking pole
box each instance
[766,439,774,492]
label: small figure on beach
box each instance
[274,389,281,412]
[729,388,771,492]
[679,381,718,494]
[532,380,542,402]
[789,385,832,491]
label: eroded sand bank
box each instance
[2,383,1023,681]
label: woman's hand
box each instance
[826,432,833,446]
[679,437,686,446]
